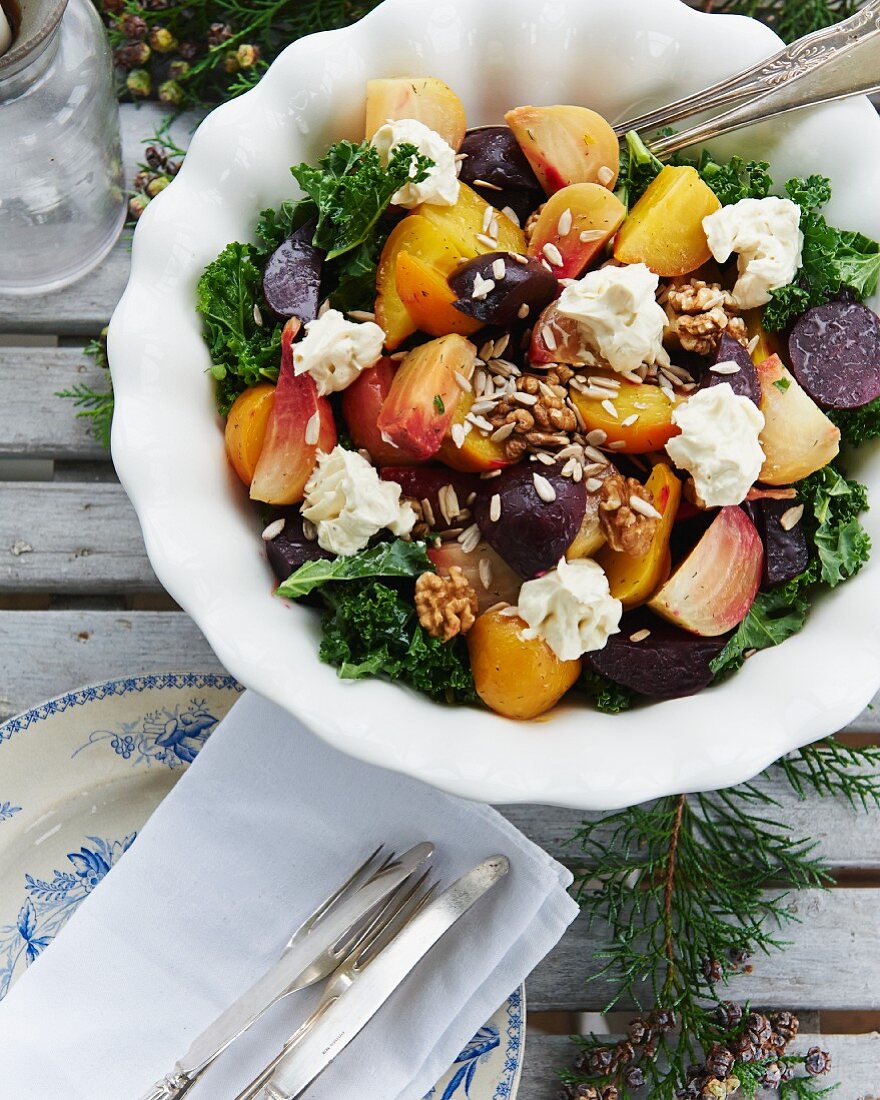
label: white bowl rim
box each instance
[109,0,880,810]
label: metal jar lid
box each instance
[0,0,69,78]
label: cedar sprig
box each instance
[559,729,880,1098]
[100,0,385,108]
[568,790,829,1095]
[704,0,856,42]
[56,332,114,451]
[775,741,880,810]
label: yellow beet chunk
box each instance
[395,251,482,339]
[225,383,275,485]
[375,214,464,349]
[437,391,513,473]
[614,166,721,277]
[417,182,526,257]
[365,77,467,150]
[570,373,682,454]
[597,463,681,608]
[467,606,582,720]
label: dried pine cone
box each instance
[414,568,478,641]
[804,1047,832,1076]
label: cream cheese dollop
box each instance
[293,309,385,395]
[702,196,803,309]
[665,383,765,507]
[302,446,416,556]
[515,558,622,662]
[556,262,668,374]
[370,117,459,209]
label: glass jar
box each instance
[0,0,125,295]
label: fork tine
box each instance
[284,845,387,949]
[352,872,437,967]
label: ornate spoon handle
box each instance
[648,23,880,157]
[614,0,880,142]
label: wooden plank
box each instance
[0,106,202,335]
[0,482,157,592]
[0,348,107,459]
[500,786,880,870]
[0,610,222,721]
[518,1032,880,1100]
[525,889,880,1012]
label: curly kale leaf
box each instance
[615,131,664,209]
[319,579,477,703]
[196,242,282,413]
[710,588,811,678]
[276,540,432,599]
[696,153,773,205]
[291,140,431,260]
[581,667,635,713]
[798,466,871,587]
[829,397,880,448]
[764,176,880,331]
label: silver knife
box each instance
[140,841,433,1100]
[260,855,510,1100]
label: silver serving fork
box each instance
[234,871,438,1100]
[613,0,880,157]
[140,844,433,1100]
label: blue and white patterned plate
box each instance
[0,674,525,1098]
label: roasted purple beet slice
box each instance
[458,126,543,197]
[262,221,324,323]
[264,508,331,588]
[586,610,728,699]
[449,252,557,327]
[379,466,480,529]
[741,495,809,588]
[472,463,586,578]
[788,298,880,409]
[490,187,540,224]
[703,333,761,406]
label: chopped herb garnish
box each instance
[433,394,445,414]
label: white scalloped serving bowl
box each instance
[108,0,880,810]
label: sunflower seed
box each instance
[780,504,805,531]
[710,360,741,375]
[542,242,564,267]
[630,495,662,519]
[261,518,285,541]
[557,208,573,236]
[489,493,502,522]
[533,473,557,503]
[629,629,651,643]
[305,410,321,445]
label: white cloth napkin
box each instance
[0,691,578,1099]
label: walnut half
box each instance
[598,472,660,556]
[415,567,479,641]
[664,278,748,356]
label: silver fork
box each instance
[233,871,438,1100]
[614,0,880,157]
[140,846,422,1100]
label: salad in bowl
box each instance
[197,75,880,722]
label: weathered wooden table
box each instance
[1,104,879,1096]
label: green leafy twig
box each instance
[558,727,880,1098]
[56,334,114,451]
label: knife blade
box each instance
[175,840,434,1081]
[261,854,510,1100]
